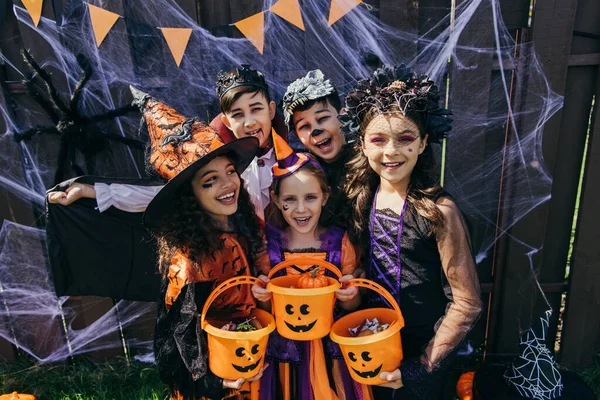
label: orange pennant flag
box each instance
[22,0,43,27]
[328,0,362,26]
[159,28,193,67]
[270,0,304,31]
[88,4,120,47]
[234,12,265,54]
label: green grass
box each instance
[0,357,167,400]
[578,358,600,398]
[0,356,598,399]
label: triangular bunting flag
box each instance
[22,0,43,27]
[159,28,193,67]
[88,4,120,47]
[234,12,265,54]
[270,0,304,31]
[328,0,362,26]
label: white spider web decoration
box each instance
[504,310,564,399]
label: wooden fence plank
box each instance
[0,3,46,362]
[444,0,496,352]
[199,0,232,37]
[379,0,418,62]
[571,0,600,56]
[492,0,579,354]
[538,65,596,350]
[500,0,531,30]
[536,0,599,350]
[67,297,125,361]
[175,0,199,23]
[560,66,600,368]
[84,0,146,179]
[0,336,15,361]
[119,301,157,359]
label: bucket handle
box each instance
[200,276,263,329]
[266,258,343,280]
[347,278,404,327]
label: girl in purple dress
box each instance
[252,132,372,400]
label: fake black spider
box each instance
[14,48,145,185]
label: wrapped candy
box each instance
[221,317,263,331]
[348,318,391,337]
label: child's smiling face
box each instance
[362,113,427,188]
[272,169,329,236]
[222,91,276,149]
[292,100,345,162]
[191,156,241,224]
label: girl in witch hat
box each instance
[250,132,373,400]
[129,87,267,400]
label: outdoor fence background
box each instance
[0,0,598,368]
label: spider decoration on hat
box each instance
[13,48,145,185]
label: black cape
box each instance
[46,176,161,301]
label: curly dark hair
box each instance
[152,175,263,275]
[345,113,446,246]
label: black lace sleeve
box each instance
[154,279,225,399]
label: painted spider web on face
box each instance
[503,310,564,399]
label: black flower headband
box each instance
[338,65,452,143]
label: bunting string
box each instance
[21,0,363,64]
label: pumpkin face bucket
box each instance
[330,279,405,385]
[232,344,262,373]
[348,351,383,379]
[284,303,317,332]
[267,259,342,341]
[0,393,37,400]
[201,277,276,380]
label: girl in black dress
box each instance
[342,66,483,399]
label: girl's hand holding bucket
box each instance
[251,275,272,303]
[378,368,404,389]
[222,363,270,389]
[336,275,360,311]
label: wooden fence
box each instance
[0,0,598,368]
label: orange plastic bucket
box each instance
[0,393,36,400]
[266,259,342,340]
[201,276,276,380]
[330,278,404,385]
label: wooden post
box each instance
[560,65,600,368]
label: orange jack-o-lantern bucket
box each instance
[266,259,341,341]
[201,276,276,380]
[330,278,405,385]
[0,393,37,400]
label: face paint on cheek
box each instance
[282,204,289,211]
[407,148,413,152]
